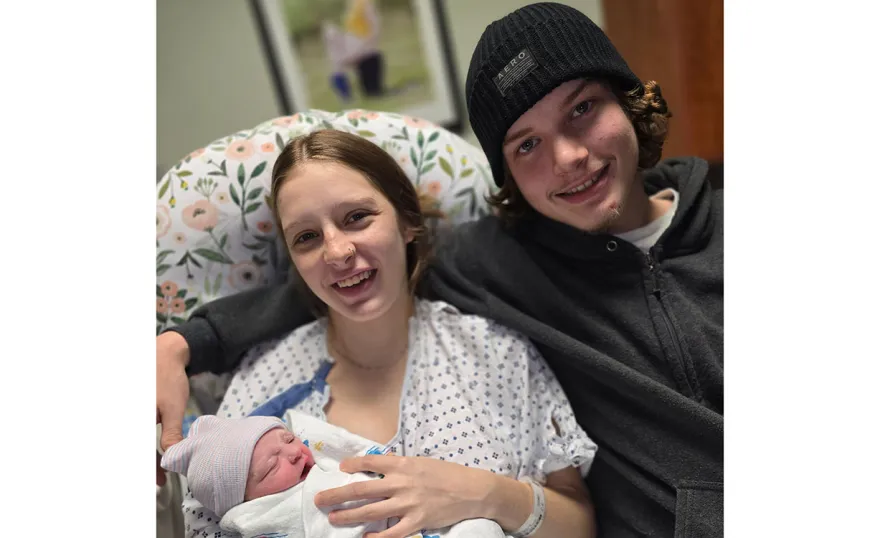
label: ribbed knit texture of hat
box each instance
[161,415,285,518]
[465,2,643,186]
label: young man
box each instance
[157,3,722,536]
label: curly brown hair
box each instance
[269,129,443,316]
[487,79,672,224]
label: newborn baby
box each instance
[161,414,388,537]
[162,413,507,538]
[245,423,316,501]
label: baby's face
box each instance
[244,427,315,501]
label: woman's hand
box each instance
[156,331,191,485]
[314,455,511,538]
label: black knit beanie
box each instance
[465,2,643,186]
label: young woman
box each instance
[181,129,597,538]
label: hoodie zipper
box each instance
[645,251,696,398]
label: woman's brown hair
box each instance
[488,79,673,224]
[269,129,442,315]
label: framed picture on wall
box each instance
[251,0,463,132]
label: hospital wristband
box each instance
[511,476,546,537]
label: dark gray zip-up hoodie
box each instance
[174,156,723,538]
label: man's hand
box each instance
[156,331,191,486]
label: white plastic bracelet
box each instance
[511,477,546,537]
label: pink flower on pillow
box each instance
[157,298,169,314]
[228,262,262,290]
[226,140,255,161]
[160,280,179,297]
[157,206,171,238]
[181,200,219,231]
[170,298,186,314]
[426,181,443,197]
[260,142,276,153]
[403,116,434,128]
[272,114,300,127]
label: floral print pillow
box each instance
[156,110,496,334]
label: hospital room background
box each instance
[156,0,723,536]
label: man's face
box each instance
[244,427,315,501]
[502,79,641,233]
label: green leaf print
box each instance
[424,150,437,162]
[246,187,264,200]
[220,160,228,176]
[157,250,174,264]
[428,131,440,143]
[439,157,453,178]
[237,163,246,187]
[171,316,187,325]
[229,185,242,206]
[158,179,170,200]
[156,285,164,297]
[417,130,425,149]
[461,168,475,178]
[213,272,223,294]
[184,298,198,310]
[420,162,436,175]
[157,313,168,324]
[157,264,171,276]
[193,248,231,264]
[275,133,285,151]
[251,162,267,179]
[356,130,376,137]
[409,147,419,168]
[245,202,261,214]
[177,170,193,178]
[176,289,187,298]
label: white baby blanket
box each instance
[220,410,508,538]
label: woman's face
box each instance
[275,160,414,322]
[244,427,314,500]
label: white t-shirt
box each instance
[614,189,679,252]
[182,299,597,538]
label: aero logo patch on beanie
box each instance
[493,48,540,96]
